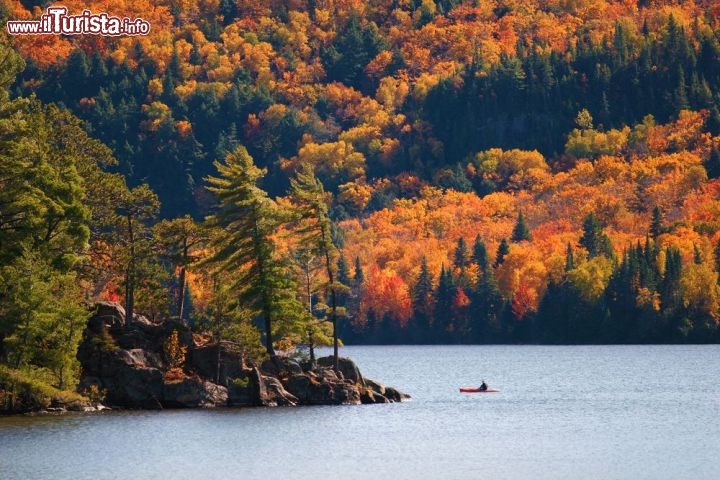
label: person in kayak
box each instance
[479,380,488,391]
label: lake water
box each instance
[1,345,719,480]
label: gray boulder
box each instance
[364,378,386,396]
[262,376,298,406]
[188,342,248,385]
[360,388,389,404]
[260,356,303,378]
[163,378,228,408]
[112,365,164,409]
[283,372,361,406]
[87,301,126,332]
[317,356,364,385]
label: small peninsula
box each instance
[1,302,408,414]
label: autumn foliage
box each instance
[4,0,720,345]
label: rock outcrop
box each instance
[76,302,410,410]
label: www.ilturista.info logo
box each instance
[7,6,150,36]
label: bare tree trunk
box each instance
[125,214,135,324]
[216,338,221,385]
[321,225,339,373]
[305,258,316,364]
[177,239,188,321]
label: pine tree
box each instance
[289,248,332,363]
[471,262,504,342]
[660,247,682,313]
[472,235,489,273]
[453,237,470,287]
[495,238,510,267]
[511,211,532,242]
[453,237,468,270]
[412,256,435,339]
[565,243,575,271]
[580,213,614,258]
[434,264,456,338]
[204,146,306,356]
[289,163,348,371]
[0,45,100,390]
[153,215,207,321]
[354,256,364,285]
[650,206,663,239]
[0,253,88,388]
[116,185,161,324]
[336,255,351,308]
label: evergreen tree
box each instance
[204,146,306,355]
[289,248,332,363]
[411,256,435,340]
[321,14,384,91]
[289,163,348,371]
[434,264,456,338]
[660,247,682,314]
[650,206,663,239]
[354,256,364,285]
[705,149,720,179]
[511,211,532,242]
[336,255,351,308]
[453,237,468,270]
[471,264,504,342]
[580,213,614,258]
[0,252,88,388]
[472,235,489,273]
[453,237,470,287]
[153,215,208,321]
[116,185,161,324]
[0,43,106,392]
[495,239,510,267]
[565,243,575,271]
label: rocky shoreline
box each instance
[42,302,407,413]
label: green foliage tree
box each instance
[321,14,384,91]
[434,264,456,339]
[0,252,88,389]
[511,211,532,242]
[565,243,575,271]
[194,270,266,363]
[290,248,333,363]
[471,261,504,342]
[204,146,305,355]
[289,163,348,370]
[115,185,161,323]
[650,206,663,240]
[580,213,614,258]
[411,256,434,339]
[0,42,95,393]
[453,237,468,269]
[153,216,208,320]
[472,235,489,273]
[495,238,510,267]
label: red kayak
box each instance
[459,387,499,393]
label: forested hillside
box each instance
[1,0,719,405]
[8,0,720,216]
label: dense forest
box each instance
[1,0,720,400]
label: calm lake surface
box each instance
[1,345,719,480]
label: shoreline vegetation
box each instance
[2,302,409,415]
[2,2,720,413]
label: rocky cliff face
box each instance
[77,302,410,409]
